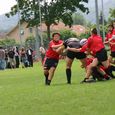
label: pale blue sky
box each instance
[0,0,16,15]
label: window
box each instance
[29,27,33,33]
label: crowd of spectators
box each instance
[0,46,34,70]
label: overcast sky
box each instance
[0,0,16,15]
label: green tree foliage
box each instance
[109,8,115,19]
[41,33,49,48]
[0,39,17,47]
[6,0,89,40]
[108,8,115,23]
[0,41,5,46]
[25,36,35,49]
[72,13,87,25]
[59,29,77,41]
[79,32,90,39]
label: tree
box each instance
[6,0,89,41]
[79,32,90,39]
[0,38,17,48]
[25,36,35,49]
[108,8,115,23]
[72,13,87,25]
[59,29,77,41]
[109,8,115,19]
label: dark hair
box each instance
[91,28,97,35]
[108,24,114,28]
[52,32,60,37]
[0,46,3,49]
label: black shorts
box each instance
[67,51,86,60]
[44,58,59,70]
[110,51,115,58]
[96,48,107,62]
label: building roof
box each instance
[6,21,86,37]
[40,22,86,35]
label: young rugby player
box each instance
[43,33,63,85]
[56,38,86,84]
[81,28,114,82]
[105,24,115,64]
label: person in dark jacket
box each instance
[26,47,33,67]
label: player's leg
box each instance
[101,60,114,78]
[43,58,50,85]
[43,68,49,85]
[109,52,115,64]
[44,58,59,85]
[92,67,109,81]
[66,57,73,84]
[81,58,98,83]
[47,67,56,85]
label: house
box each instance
[40,22,86,35]
[6,22,35,43]
[6,21,86,42]
[0,32,6,39]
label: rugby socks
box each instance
[44,73,49,85]
[103,74,110,80]
[109,65,115,78]
[105,66,115,78]
[66,68,71,84]
[47,80,51,85]
[92,67,99,80]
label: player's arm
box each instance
[104,36,109,44]
[105,35,115,43]
[104,40,109,44]
[55,40,68,54]
[109,41,115,45]
[52,43,63,49]
[106,36,115,45]
[55,45,65,54]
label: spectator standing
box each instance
[5,49,8,68]
[14,46,20,68]
[0,47,6,70]
[26,47,33,67]
[20,47,29,68]
[8,47,16,68]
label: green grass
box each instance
[0,60,115,115]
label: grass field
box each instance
[0,60,115,115]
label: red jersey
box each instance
[45,40,63,60]
[80,44,87,52]
[105,30,115,52]
[87,35,104,55]
[113,29,115,33]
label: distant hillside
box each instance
[83,0,115,23]
[0,0,115,33]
